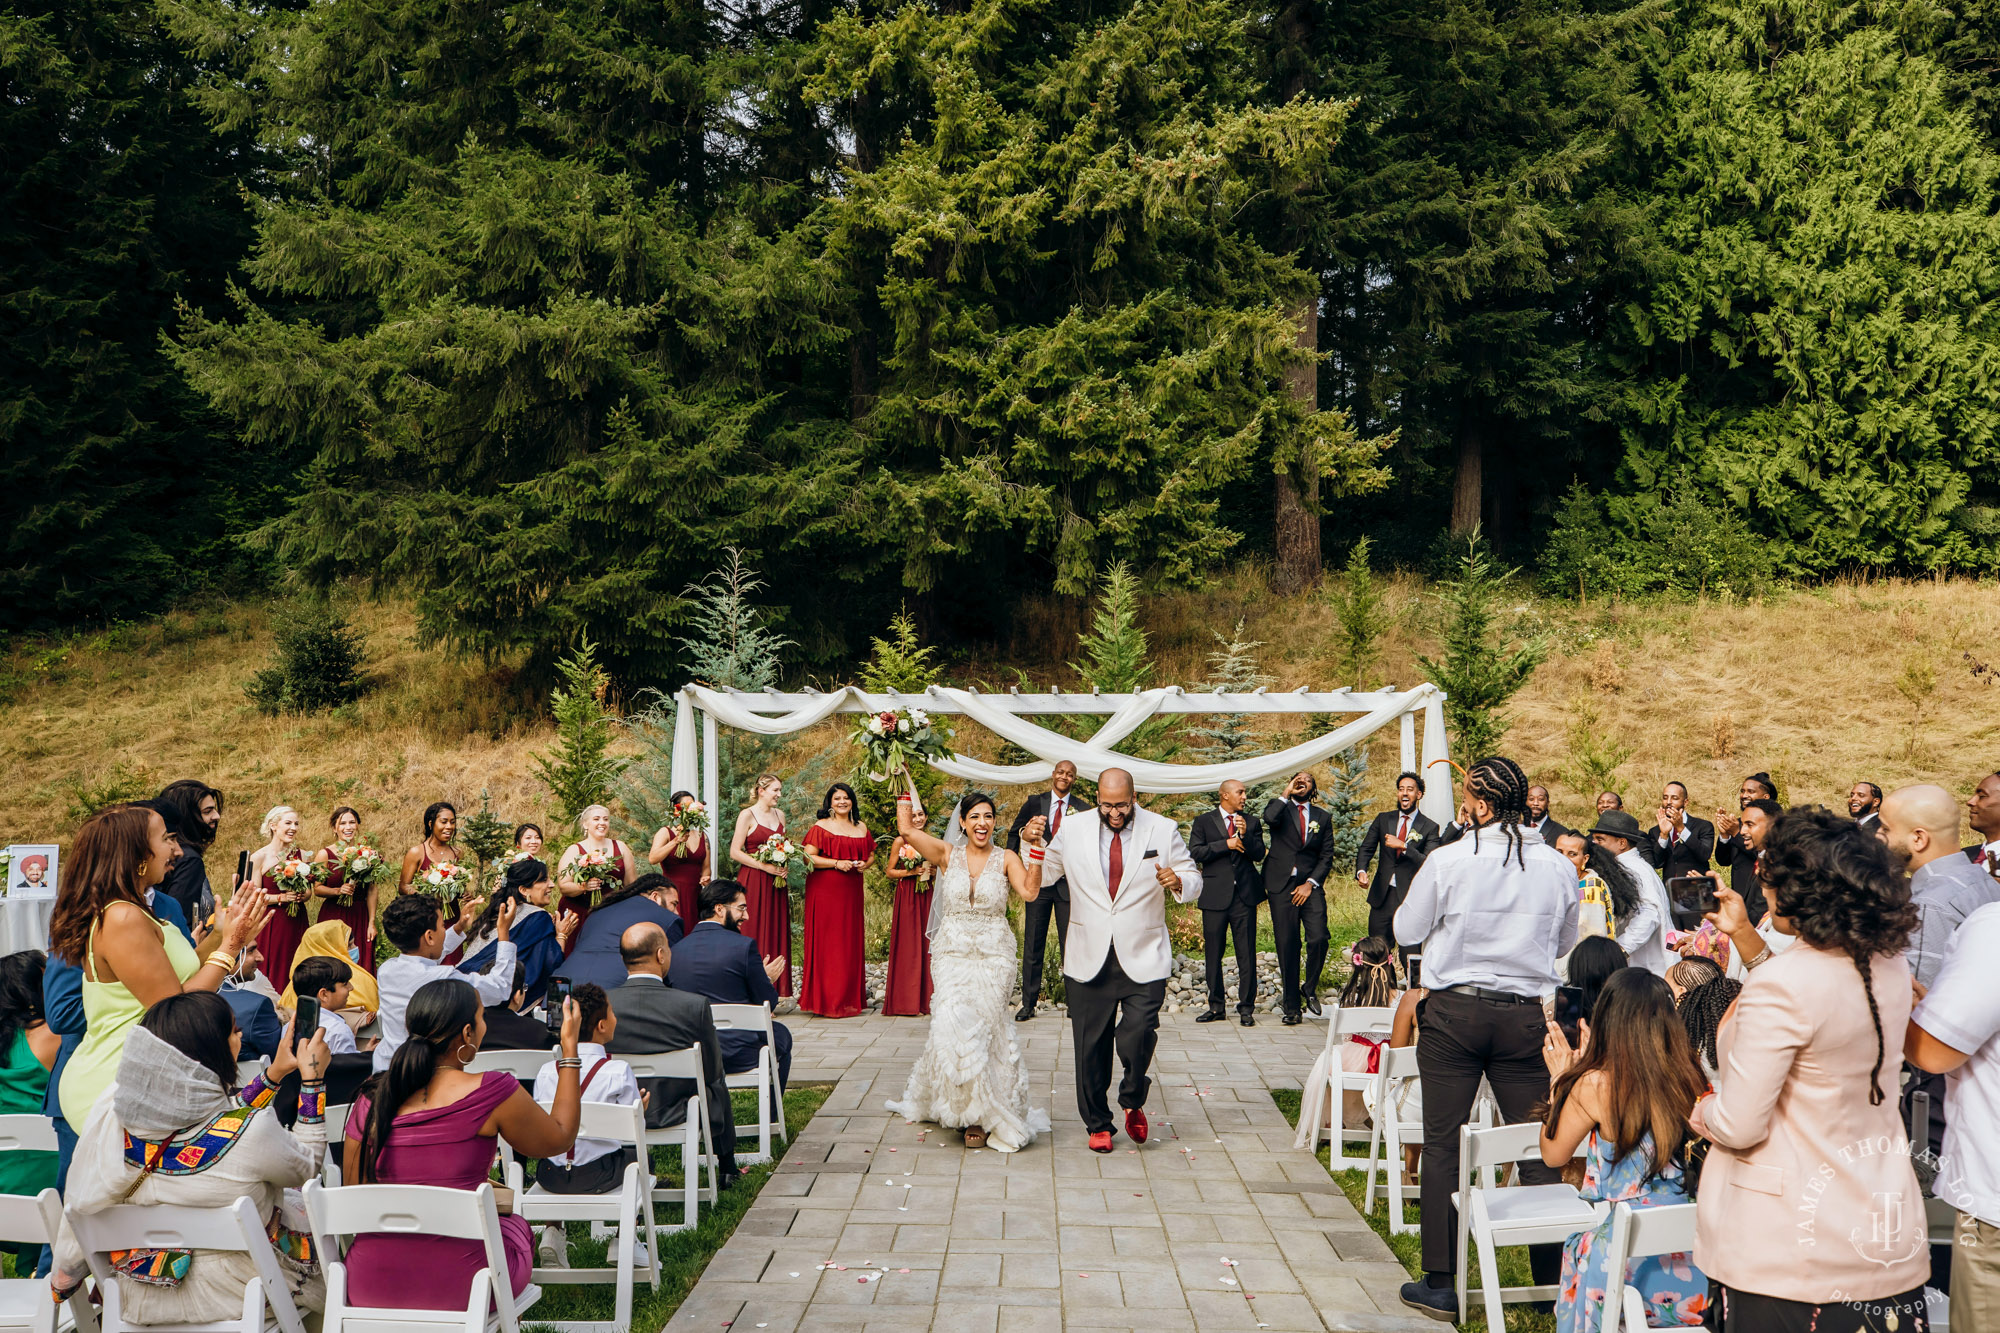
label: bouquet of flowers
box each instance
[269,854,322,917]
[417,859,473,902]
[752,834,801,883]
[490,846,538,889]
[334,842,391,901]
[894,841,932,888]
[851,705,950,782]
[574,847,624,907]
[667,796,710,837]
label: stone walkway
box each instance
[667,1010,1439,1333]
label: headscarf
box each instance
[280,919,379,1013]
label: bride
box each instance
[886,789,1052,1150]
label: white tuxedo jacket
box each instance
[1040,806,1200,984]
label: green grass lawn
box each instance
[1270,1087,1556,1333]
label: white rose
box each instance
[897,718,910,733]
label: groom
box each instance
[1027,768,1201,1152]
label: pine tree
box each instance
[530,637,629,823]
[1186,621,1274,765]
[458,789,517,886]
[1326,538,1391,690]
[674,551,795,817]
[1069,563,1177,764]
[1324,745,1371,875]
[1416,531,1545,758]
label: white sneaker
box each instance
[630,1241,650,1268]
[538,1227,569,1269]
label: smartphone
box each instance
[1553,984,1587,1033]
[236,849,251,888]
[1666,874,1717,929]
[1405,955,1421,990]
[293,996,319,1053]
[546,976,572,1037]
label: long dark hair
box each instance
[48,805,158,966]
[1577,837,1640,926]
[1565,935,1629,1019]
[139,992,240,1096]
[155,779,222,852]
[356,977,479,1183]
[1543,969,1706,1182]
[0,950,48,1054]
[818,783,860,821]
[1338,936,1398,1007]
[1760,807,1919,1105]
[470,858,549,940]
[1465,756,1533,867]
[1677,974,1743,1071]
[422,802,457,840]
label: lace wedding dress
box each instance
[885,844,1051,1151]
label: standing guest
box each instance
[881,830,934,1016]
[1596,790,1624,815]
[0,950,60,1249]
[605,924,740,1187]
[312,806,379,970]
[397,800,463,897]
[1190,778,1268,1024]
[460,858,572,1003]
[153,778,224,929]
[344,978,582,1313]
[1586,810,1671,976]
[529,981,649,1268]
[561,871,682,995]
[1690,809,1928,1331]
[1526,785,1567,841]
[1643,781,1715,880]
[1880,783,1999,991]
[1712,781,1779,924]
[646,794,708,926]
[1969,771,2000,870]
[1355,772,1438,954]
[729,774,793,997]
[248,805,312,988]
[373,892,517,1071]
[1006,759,1090,1021]
[1262,770,1337,1023]
[555,805,637,946]
[1540,970,1709,1333]
[799,782,871,1018]
[129,798,199,946]
[1849,781,1884,830]
[1554,831,1643,943]
[1392,756,1579,1319]
[282,919,379,1031]
[671,879,791,1091]
[49,804,269,1131]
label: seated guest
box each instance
[1564,935,1629,1036]
[482,979,555,1052]
[1665,955,1721,1001]
[344,978,583,1312]
[1541,969,1709,1331]
[52,994,332,1322]
[606,923,740,1187]
[375,892,518,1071]
[1676,972,1740,1083]
[282,919,379,1031]
[1292,936,1399,1142]
[219,943,285,1060]
[562,872,684,994]
[0,951,59,1270]
[531,982,646,1268]
[460,858,568,1005]
[670,879,790,1090]
[1586,811,1671,976]
[291,954,366,1054]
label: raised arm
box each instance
[1691,969,1808,1150]
[488,997,583,1158]
[894,795,953,865]
[1004,849,1042,902]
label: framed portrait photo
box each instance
[6,844,58,899]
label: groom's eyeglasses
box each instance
[1097,800,1134,814]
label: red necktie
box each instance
[1397,814,1409,841]
[1050,800,1063,836]
[1107,829,1124,900]
[1297,803,1308,841]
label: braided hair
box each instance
[1676,975,1742,1072]
[1338,936,1400,1007]
[1466,756,1533,867]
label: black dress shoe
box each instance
[1305,993,1322,1017]
[1196,1008,1226,1023]
[1240,1014,1255,1027]
[717,1169,744,1191]
[1015,1004,1036,1021]
[1399,1280,1458,1321]
[1282,1011,1303,1026]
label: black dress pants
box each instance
[1416,987,1563,1284]
[1267,878,1328,1012]
[1068,951,1166,1134]
[1202,888,1260,1014]
[1020,885,1070,1005]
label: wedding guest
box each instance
[1643,781,1715,880]
[1586,809,1670,976]
[1665,954,1721,1001]
[290,954,364,1054]
[460,858,569,1003]
[1564,935,1628,1033]
[1554,831,1642,941]
[882,831,934,1016]
[1969,771,2000,869]
[153,778,223,928]
[344,978,582,1311]
[1540,969,1708,1332]
[556,805,638,945]
[1596,791,1624,814]
[1676,972,1739,1082]
[129,797,198,946]
[1526,785,1567,841]
[646,793,708,925]
[530,981,646,1268]
[1295,936,1399,1138]
[0,950,59,1263]
[397,801,462,897]
[1712,792,1778,925]
[480,977,554,1053]
[799,783,871,1018]
[1355,772,1437,956]
[280,919,379,1031]
[561,871,681,994]
[605,923,740,1186]
[1006,759,1089,1020]
[248,805,312,987]
[1881,783,1998,991]
[729,775,793,997]
[1849,781,1883,829]
[672,879,790,1090]
[1263,770,1337,1022]
[373,892,517,1071]
[1691,809,1928,1330]
[219,942,284,1060]
[312,806,379,969]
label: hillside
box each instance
[5,574,1998,885]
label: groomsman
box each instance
[1355,772,1439,952]
[1263,771,1336,1024]
[1008,759,1091,1020]
[1526,785,1567,841]
[1189,779,1267,1025]
[1642,780,1715,879]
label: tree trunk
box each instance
[1273,292,1321,593]
[1451,417,1483,536]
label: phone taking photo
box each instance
[546,976,572,1037]
[292,996,319,1053]
[1553,984,1587,1034]
[236,849,251,888]
[1406,954,1422,990]
[1666,874,1717,929]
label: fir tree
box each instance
[1069,563,1177,764]
[529,636,629,823]
[1186,621,1274,765]
[1324,745,1371,875]
[1416,531,1545,758]
[674,550,795,817]
[1327,538,1391,690]
[458,789,516,885]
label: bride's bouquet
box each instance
[268,854,322,917]
[666,795,710,837]
[574,846,624,907]
[852,706,950,782]
[417,859,473,901]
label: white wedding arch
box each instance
[666,682,1453,874]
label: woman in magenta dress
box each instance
[311,806,379,972]
[647,790,709,926]
[343,976,583,1312]
[730,774,793,997]
[555,805,637,952]
[800,783,872,1018]
[249,804,311,986]
[882,831,934,1015]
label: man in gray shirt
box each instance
[1881,784,2000,990]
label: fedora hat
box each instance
[1586,809,1645,841]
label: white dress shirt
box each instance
[1393,824,1579,998]
[316,1007,359,1055]
[373,930,517,1071]
[1613,848,1672,976]
[533,1042,642,1167]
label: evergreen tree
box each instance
[1417,531,1545,758]
[855,609,953,836]
[1324,744,1370,875]
[458,789,516,885]
[530,636,628,823]
[1069,562,1177,764]
[674,550,794,817]
[1186,620,1274,765]
[1326,537,1391,689]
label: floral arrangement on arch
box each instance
[851,706,950,782]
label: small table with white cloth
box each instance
[0,895,55,956]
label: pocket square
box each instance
[1142,849,1159,859]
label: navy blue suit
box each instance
[668,921,790,1088]
[221,982,284,1061]
[564,894,683,994]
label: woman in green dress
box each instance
[0,949,60,1267]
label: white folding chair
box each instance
[463,1049,553,1081]
[1362,1045,1422,1233]
[623,1047,719,1214]
[1453,1121,1602,1327]
[709,1003,786,1165]
[504,1100,660,1331]
[0,1184,97,1333]
[321,1102,350,1187]
[1313,1005,1394,1164]
[1595,1201,1696,1333]
[67,1196,307,1333]
[305,1180,540,1333]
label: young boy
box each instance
[531,982,646,1268]
[290,954,364,1054]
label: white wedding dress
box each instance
[885,844,1051,1151]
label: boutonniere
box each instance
[1406,829,1424,844]
[1307,819,1322,836]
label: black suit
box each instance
[1007,790,1090,1007]
[1712,834,1769,925]
[480,1004,555,1052]
[604,973,738,1175]
[1188,808,1266,1015]
[1262,798,1337,1013]
[1530,814,1568,842]
[1355,808,1439,950]
[1642,816,1716,879]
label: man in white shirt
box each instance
[1392,756,1579,1320]
[531,981,646,1268]
[1585,810,1671,976]
[374,893,517,1071]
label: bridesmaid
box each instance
[647,790,708,927]
[730,774,793,998]
[800,783,871,1018]
[398,802,462,895]
[249,805,310,985]
[882,830,934,1016]
[312,806,378,971]
[554,805,636,949]
[513,822,544,864]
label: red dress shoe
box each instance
[1088,1131,1114,1153]
[1125,1108,1148,1144]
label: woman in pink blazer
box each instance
[1691,808,1928,1332]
